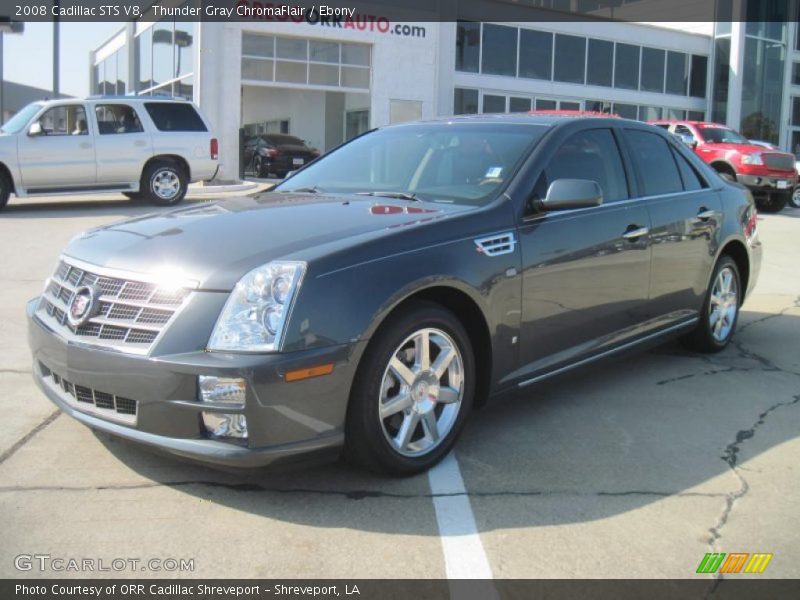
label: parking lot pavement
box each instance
[0,196,798,580]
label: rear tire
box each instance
[0,171,10,210]
[680,256,741,353]
[755,192,788,213]
[344,301,475,476]
[141,160,188,206]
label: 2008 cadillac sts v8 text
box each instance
[27,115,761,475]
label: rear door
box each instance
[17,103,96,190]
[92,103,152,186]
[516,126,653,380]
[622,127,721,323]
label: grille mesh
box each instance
[37,258,191,353]
[763,154,795,171]
[40,362,138,422]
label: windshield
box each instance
[275,123,546,205]
[0,102,43,134]
[699,126,749,144]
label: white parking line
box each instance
[428,452,494,579]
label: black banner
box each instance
[4,579,800,600]
[0,0,779,24]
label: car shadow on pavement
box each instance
[87,305,800,536]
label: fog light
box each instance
[202,412,248,439]
[198,376,246,406]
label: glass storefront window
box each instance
[640,48,665,93]
[174,21,194,79]
[276,37,307,60]
[275,61,307,84]
[117,48,127,94]
[639,106,662,121]
[665,51,687,95]
[309,63,339,86]
[136,28,152,92]
[711,38,730,123]
[482,94,506,113]
[509,97,531,112]
[242,58,274,81]
[481,24,517,77]
[554,34,586,84]
[740,33,786,144]
[535,99,557,110]
[519,30,552,80]
[586,39,613,87]
[613,103,638,119]
[689,55,708,98]
[614,43,640,90]
[310,41,339,63]
[152,21,174,88]
[455,21,480,73]
[243,34,274,57]
[454,88,479,114]
[341,66,370,89]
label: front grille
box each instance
[36,258,192,354]
[763,153,795,171]
[40,362,138,425]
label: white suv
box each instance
[0,96,218,210]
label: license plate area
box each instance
[292,158,304,166]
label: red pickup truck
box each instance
[650,120,796,212]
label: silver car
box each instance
[0,96,219,209]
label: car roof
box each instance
[389,112,630,129]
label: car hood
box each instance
[63,193,470,290]
[707,142,793,157]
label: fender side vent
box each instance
[474,232,517,257]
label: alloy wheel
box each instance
[152,169,180,200]
[378,328,465,457]
[709,266,738,343]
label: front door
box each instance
[17,104,96,190]
[517,127,652,381]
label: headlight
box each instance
[207,261,305,352]
[741,153,763,165]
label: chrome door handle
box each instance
[622,226,649,240]
[696,208,717,220]
[134,140,146,147]
[79,142,92,149]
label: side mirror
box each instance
[540,179,603,211]
[28,122,43,136]
[677,133,697,149]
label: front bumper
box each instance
[27,298,363,468]
[737,173,796,193]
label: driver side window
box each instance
[532,128,629,208]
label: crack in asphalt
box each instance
[705,392,800,596]
[0,410,61,465]
[0,480,731,500]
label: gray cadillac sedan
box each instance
[27,114,761,476]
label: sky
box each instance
[2,22,122,97]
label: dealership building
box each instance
[90,2,800,180]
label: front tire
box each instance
[141,160,188,206]
[344,302,475,476]
[0,171,10,210]
[755,192,788,213]
[790,186,800,208]
[681,256,741,353]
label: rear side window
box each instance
[535,128,629,203]
[672,148,707,191]
[144,103,207,132]
[95,104,144,135]
[625,130,683,196]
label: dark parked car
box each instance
[243,133,319,178]
[28,115,761,476]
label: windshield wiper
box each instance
[356,191,420,201]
